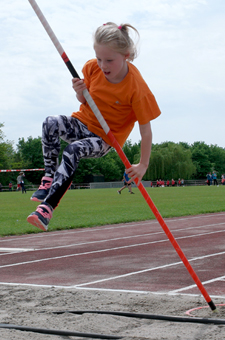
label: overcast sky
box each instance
[1,0,225,150]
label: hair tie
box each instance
[118,25,122,30]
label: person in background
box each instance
[221,174,225,185]
[156,179,161,187]
[206,172,211,186]
[117,170,134,194]
[17,172,25,193]
[17,173,22,191]
[212,171,218,186]
[20,179,27,194]
[209,172,213,186]
[9,182,13,191]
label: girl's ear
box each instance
[125,53,130,59]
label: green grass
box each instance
[0,185,224,236]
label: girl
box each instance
[27,22,161,231]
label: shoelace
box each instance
[38,182,52,190]
[36,206,52,219]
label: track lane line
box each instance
[170,275,225,294]
[0,222,224,256]
[1,212,224,244]
[74,251,225,287]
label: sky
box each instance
[1,0,225,150]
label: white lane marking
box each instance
[0,228,225,268]
[0,222,224,257]
[170,275,225,293]
[1,212,224,244]
[0,248,35,253]
[0,235,224,289]
[0,281,224,299]
[74,251,225,288]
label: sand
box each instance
[0,285,225,339]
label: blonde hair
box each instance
[94,22,139,62]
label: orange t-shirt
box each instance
[72,59,161,147]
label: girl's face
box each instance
[94,43,129,83]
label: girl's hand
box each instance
[72,78,87,103]
[127,122,152,186]
[126,163,148,186]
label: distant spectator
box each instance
[156,179,161,187]
[117,171,134,195]
[212,171,218,186]
[181,179,184,186]
[171,179,175,186]
[221,174,225,185]
[161,180,165,187]
[209,172,212,185]
[17,172,26,193]
[206,172,211,186]
[178,178,181,186]
[9,182,13,191]
[21,180,27,194]
[166,179,170,187]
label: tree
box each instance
[209,144,225,178]
[74,148,122,183]
[144,142,196,181]
[190,142,212,179]
[0,123,15,185]
[15,136,44,183]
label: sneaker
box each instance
[30,176,53,202]
[117,191,121,194]
[27,202,53,231]
[130,192,135,194]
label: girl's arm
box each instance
[126,122,152,186]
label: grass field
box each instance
[0,185,224,236]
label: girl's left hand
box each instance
[125,163,147,186]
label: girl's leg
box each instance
[31,116,102,202]
[45,136,110,209]
[27,132,111,230]
[42,115,96,176]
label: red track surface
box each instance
[0,213,225,298]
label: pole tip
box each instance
[208,300,217,311]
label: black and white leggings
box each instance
[42,115,111,209]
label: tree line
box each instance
[0,123,225,186]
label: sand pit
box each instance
[0,285,225,339]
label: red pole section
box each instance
[107,130,216,311]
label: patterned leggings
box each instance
[42,115,111,209]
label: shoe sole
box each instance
[27,214,47,231]
[30,197,44,202]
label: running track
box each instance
[0,213,225,299]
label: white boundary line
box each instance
[0,248,35,253]
[0,281,224,299]
[74,250,225,288]
[1,212,225,244]
[170,275,225,294]
[0,213,225,298]
[0,230,225,269]
[0,222,224,256]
